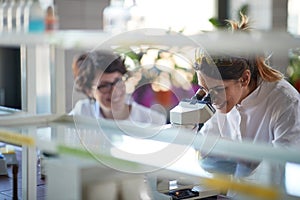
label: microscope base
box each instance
[162,185,220,200]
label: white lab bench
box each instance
[1,114,300,199]
[0,114,217,199]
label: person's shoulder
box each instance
[261,79,299,109]
[74,98,93,108]
[272,79,299,100]
[131,101,167,123]
[69,99,94,115]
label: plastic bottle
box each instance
[23,0,45,33]
[103,0,130,34]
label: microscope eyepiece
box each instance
[192,88,207,101]
[203,93,212,104]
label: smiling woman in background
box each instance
[69,50,166,125]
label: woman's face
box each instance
[197,73,244,113]
[92,71,126,112]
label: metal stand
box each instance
[12,164,19,200]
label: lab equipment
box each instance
[169,88,215,129]
[159,89,219,199]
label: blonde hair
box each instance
[226,12,251,32]
[228,13,283,82]
[255,56,283,82]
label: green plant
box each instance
[209,4,249,29]
[287,48,300,92]
[119,47,195,93]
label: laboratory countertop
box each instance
[0,113,299,172]
[1,113,300,199]
[0,114,209,176]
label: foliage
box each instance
[119,47,196,93]
[287,48,300,92]
[209,4,249,29]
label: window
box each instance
[126,0,217,35]
[229,0,272,30]
[288,0,300,35]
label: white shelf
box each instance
[0,30,299,52]
[0,30,110,49]
[1,114,299,199]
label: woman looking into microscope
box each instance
[195,14,300,197]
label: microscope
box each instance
[170,87,215,131]
[151,88,217,200]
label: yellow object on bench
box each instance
[1,145,18,165]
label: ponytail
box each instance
[255,56,283,82]
[227,13,284,83]
[226,12,251,32]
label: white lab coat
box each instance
[201,79,300,146]
[199,79,300,197]
[69,97,167,125]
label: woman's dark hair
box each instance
[196,55,256,80]
[72,50,127,99]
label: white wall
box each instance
[56,0,109,30]
[54,0,110,112]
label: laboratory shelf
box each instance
[1,114,299,165]
[0,106,23,116]
[0,114,300,199]
[0,30,299,52]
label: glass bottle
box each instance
[7,0,18,32]
[23,0,45,32]
[22,0,31,32]
[0,0,5,32]
[103,0,130,34]
[0,0,10,32]
[45,1,58,32]
[127,0,145,31]
[15,0,26,32]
